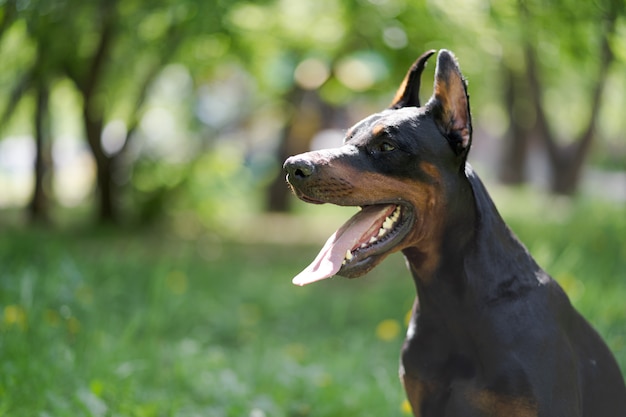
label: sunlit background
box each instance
[0,0,625,416]
[0,0,624,228]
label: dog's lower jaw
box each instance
[336,204,416,278]
[336,254,381,278]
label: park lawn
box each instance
[0,194,624,417]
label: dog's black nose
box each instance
[284,156,315,180]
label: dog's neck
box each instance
[402,165,543,316]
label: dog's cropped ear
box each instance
[389,50,436,109]
[426,50,472,155]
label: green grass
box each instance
[0,194,625,416]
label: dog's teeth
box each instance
[354,208,401,252]
[345,250,353,261]
[390,208,400,221]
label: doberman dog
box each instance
[283,50,626,416]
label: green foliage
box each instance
[1,0,625,223]
[0,196,624,416]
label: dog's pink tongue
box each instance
[292,205,394,286]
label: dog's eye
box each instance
[378,142,396,152]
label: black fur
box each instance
[284,50,626,416]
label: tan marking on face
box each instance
[471,390,537,417]
[322,160,446,281]
[302,150,449,281]
[408,162,445,280]
[419,161,440,180]
[371,123,386,137]
[419,162,443,207]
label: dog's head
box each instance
[284,50,472,285]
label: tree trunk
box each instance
[266,87,321,212]
[29,80,51,223]
[498,66,531,185]
[265,88,347,212]
[549,145,585,195]
[266,122,295,212]
[66,0,181,224]
[95,154,117,223]
[74,1,117,223]
[83,109,117,223]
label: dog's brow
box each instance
[372,124,386,137]
[344,122,365,142]
[343,128,353,144]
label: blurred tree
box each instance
[1,0,201,223]
[1,0,624,226]
[496,0,624,194]
[242,0,441,211]
[499,65,530,185]
[59,0,191,223]
[31,64,51,222]
[259,0,626,201]
[526,0,620,194]
[0,1,56,223]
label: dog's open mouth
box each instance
[292,204,413,286]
